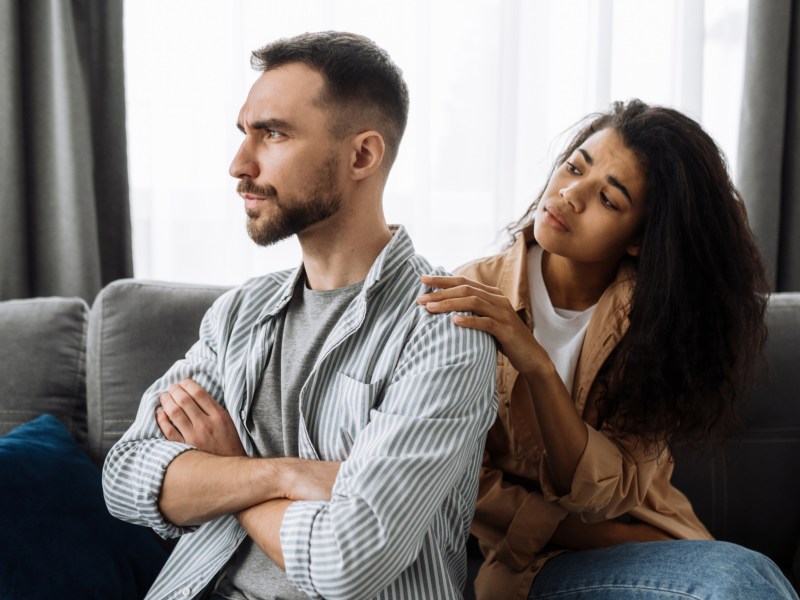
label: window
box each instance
[125,0,749,284]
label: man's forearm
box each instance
[158,450,287,526]
[237,499,293,570]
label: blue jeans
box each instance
[529,540,798,599]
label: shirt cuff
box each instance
[539,423,611,515]
[280,500,327,598]
[138,439,197,538]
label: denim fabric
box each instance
[529,540,798,599]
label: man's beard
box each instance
[239,155,342,247]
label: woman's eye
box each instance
[601,193,619,211]
[565,161,580,175]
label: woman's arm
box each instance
[551,513,673,550]
[419,274,587,494]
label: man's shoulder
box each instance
[206,268,297,322]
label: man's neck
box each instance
[299,217,393,291]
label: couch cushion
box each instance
[0,413,168,599]
[0,296,89,446]
[672,292,800,575]
[87,279,228,464]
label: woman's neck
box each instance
[540,250,619,311]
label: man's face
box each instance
[230,63,344,246]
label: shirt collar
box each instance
[260,224,414,320]
[496,226,535,315]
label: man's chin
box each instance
[246,218,295,247]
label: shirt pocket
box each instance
[331,371,384,457]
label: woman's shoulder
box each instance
[454,234,528,285]
[454,251,508,281]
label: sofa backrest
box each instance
[0,296,89,446]
[671,292,800,574]
[85,279,229,465]
[3,281,799,578]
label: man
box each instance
[103,31,497,600]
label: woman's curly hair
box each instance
[508,99,770,449]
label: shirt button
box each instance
[240,409,247,421]
[181,586,192,597]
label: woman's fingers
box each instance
[418,282,505,310]
[420,274,500,295]
[421,293,500,319]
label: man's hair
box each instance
[251,31,410,171]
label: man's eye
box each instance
[565,161,580,175]
[267,130,282,139]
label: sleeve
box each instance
[471,449,568,572]
[279,312,498,600]
[538,422,662,522]
[101,291,233,539]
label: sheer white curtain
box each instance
[125,0,749,284]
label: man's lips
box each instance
[241,193,269,210]
[542,206,570,232]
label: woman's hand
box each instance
[420,274,588,494]
[418,275,548,375]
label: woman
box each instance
[419,100,797,599]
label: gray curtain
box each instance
[737,0,800,292]
[0,0,132,301]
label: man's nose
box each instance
[229,141,258,180]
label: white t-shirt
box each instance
[527,245,596,395]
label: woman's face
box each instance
[533,127,647,266]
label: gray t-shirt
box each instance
[213,275,363,600]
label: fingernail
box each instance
[418,294,429,303]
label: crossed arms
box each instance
[102,283,498,599]
[153,378,339,568]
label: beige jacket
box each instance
[457,229,712,600]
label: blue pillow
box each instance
[0,414,168,599]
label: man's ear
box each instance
[349,131,385,181]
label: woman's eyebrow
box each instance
[608,175,634,205]
[578,147,634,205]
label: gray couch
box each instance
[1,278,799,596]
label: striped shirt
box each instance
[102,226,498,600]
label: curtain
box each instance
[737,0,800,292]
[0,0,132,301]
[124,0,749,286]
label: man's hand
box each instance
[156,378,246,457]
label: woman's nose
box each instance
[559,183,584,211]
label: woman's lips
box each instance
[543,206,570,232]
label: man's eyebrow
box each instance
[236,118,294,134]
[607,175,634,206]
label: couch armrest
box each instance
[0,296,89,446]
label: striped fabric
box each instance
[102,226,498,600]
